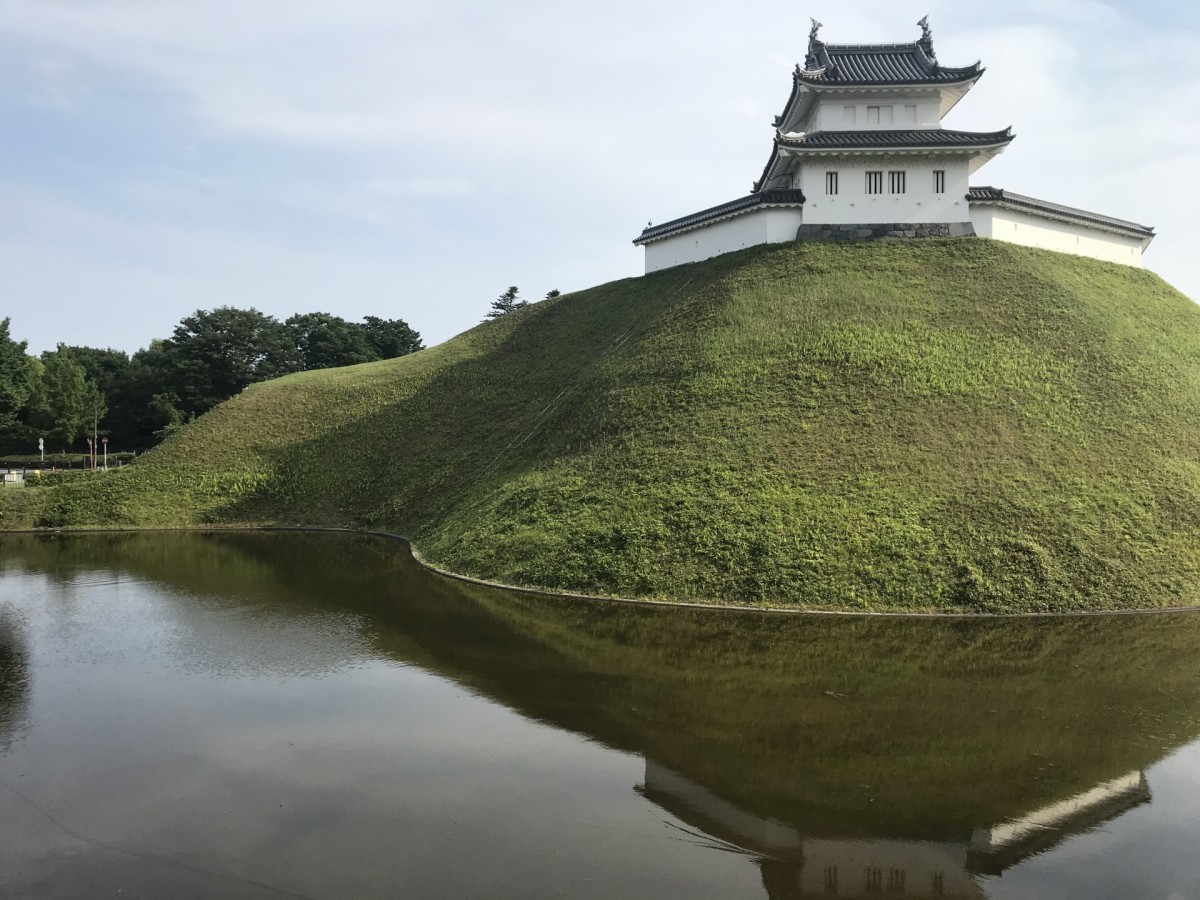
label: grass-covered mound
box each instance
[10,239,1200,612]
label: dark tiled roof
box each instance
[778,128,1014,150]
[801,41,981,85]
[634,190,806,245]
[968,187,1155,238]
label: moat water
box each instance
[1,531,1199,899]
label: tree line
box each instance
[0,309,422,455]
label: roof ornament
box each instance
[917,15,937,63]
[804,17,824,69]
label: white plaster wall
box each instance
[765,208,805,243]
[799,156,971,225]
[809,98,941,132]
[797,840,976,897]
[970,205,1146,267]
[643,207,805,273]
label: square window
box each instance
[933,170,946,193]
[826,172,839,195]
[844,105,857,125]
[866,171,883,194]
[889,171,906,194]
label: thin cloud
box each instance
[371,178,473,196]
[0,0,1196,359]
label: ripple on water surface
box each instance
[1,531,1199,899]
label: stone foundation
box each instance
[795,222,976,242]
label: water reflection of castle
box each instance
[639,760,1150,899]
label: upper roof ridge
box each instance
[797,16,984,85]
[823,41,923,51]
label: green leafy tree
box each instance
[0,318,36,450]
[109,340,184,450]
[361,316,423,359]
[64,346,134,444]
[64,346,132,397]
[163,307,301,417]
[147,392,189,441]
[485,286,526,320]
[27,346,105,451]
[545,289,561,300]
[14,308,424,454]
[285,312,379,371]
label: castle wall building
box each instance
[634,18,1155,273]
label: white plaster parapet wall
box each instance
[643,206,805,273]
[970,191,1153,267]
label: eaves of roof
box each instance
[755,129,1012,193]
[778,128,1014,150]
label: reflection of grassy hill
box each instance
[10,239,1200,611]
[10,532,1200,842]
[461,586,1200,840]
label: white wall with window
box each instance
[799,156,971,225]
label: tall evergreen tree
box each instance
[485,286,526,320]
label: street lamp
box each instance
[101,436,108,471]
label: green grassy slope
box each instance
[13,238,1200,612]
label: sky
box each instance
[2,0,1198,356]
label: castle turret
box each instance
[634,17,1153,272]
[757,15,1012,229]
